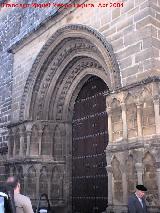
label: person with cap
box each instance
[6,176,34,213]
[128,184,148,213]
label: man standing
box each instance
[128,185,148,213]
[6,176,34,213]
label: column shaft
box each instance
[153,99,160,134]
[137,105,143,137]
[19,133,24,156]
[107,108,113,143]
[106,165,113,205]
[122,172,128,204]
[135,163,143,184]
[121,103,128,140]
[156,168,160,200]
[26,132,31,156]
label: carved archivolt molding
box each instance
[19,24,121,121]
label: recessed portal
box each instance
[72,76,109,213]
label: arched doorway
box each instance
[16,25,121,212]
[72,76,108,213]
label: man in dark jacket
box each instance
[128,185,147,213]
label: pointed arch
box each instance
[15,128,20,156]
[27,166,36,199]
[54,126,62,159]
[30,125,39,156]
[111,99,122,142]
[143,152,158,206]
[17,166,24,193]
[50,167,63,201]
[126,94,138,138]
[111,156,123,203]
[126,155,137,194]
[41,126,52,155]
[39,167,48,195]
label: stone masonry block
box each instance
[117,43,141,60]
[112,38,124,52]
[135,49,152,63]
[143,37,152,49]
[117,17,133,31]
[134,8,150,23]
[152,37,160,50]
[121,65,139,78]
[135,0,146,5]
[121,0,134,13]
[153,59,160,70]
[112,8,120,20]
[119,56,133,70]
[136,16,151,30]
[103,26,116,37]
[124,26,151,47]
[151,17,160,28]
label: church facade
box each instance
[0,0,160,212]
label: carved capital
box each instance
[120,102,126,110]
[106,107,112,115]
[153,95,159,104]
[26,130,32,136]
[106,165,112,173]
[136,103,143,108]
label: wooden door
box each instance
[72,76,108,213]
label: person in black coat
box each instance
[128,185,148,213]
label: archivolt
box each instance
[19,24,121,121]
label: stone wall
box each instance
[106,78,160,212]
[0,0,160,210]
[0,0,159,134]
[0,0,66,143]
[7,0,160,122]
[0,0,66,181]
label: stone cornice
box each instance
[104,76,160,96]
[106,135,160,153]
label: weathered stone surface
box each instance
[0,0,160,212]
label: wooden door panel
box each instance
[72,76,108,213]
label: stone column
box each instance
[106,165,113,206]
[12,129,16,157]
[121,103,128,141]
[38,130,43,156]
[48,172,52,200]
[136,104,143,138]
[19,128,24,157]
[135,163,143,184]
[23,174,27,195]
[107,107,113,143]
[155,161,160,201]
[7,131,12,159]
[121,167,128,204]
[153,97,160,134]
[26,131,31,156]
[156,168,160,201]
[36,166,40,199]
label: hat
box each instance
[136,185,147,191]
